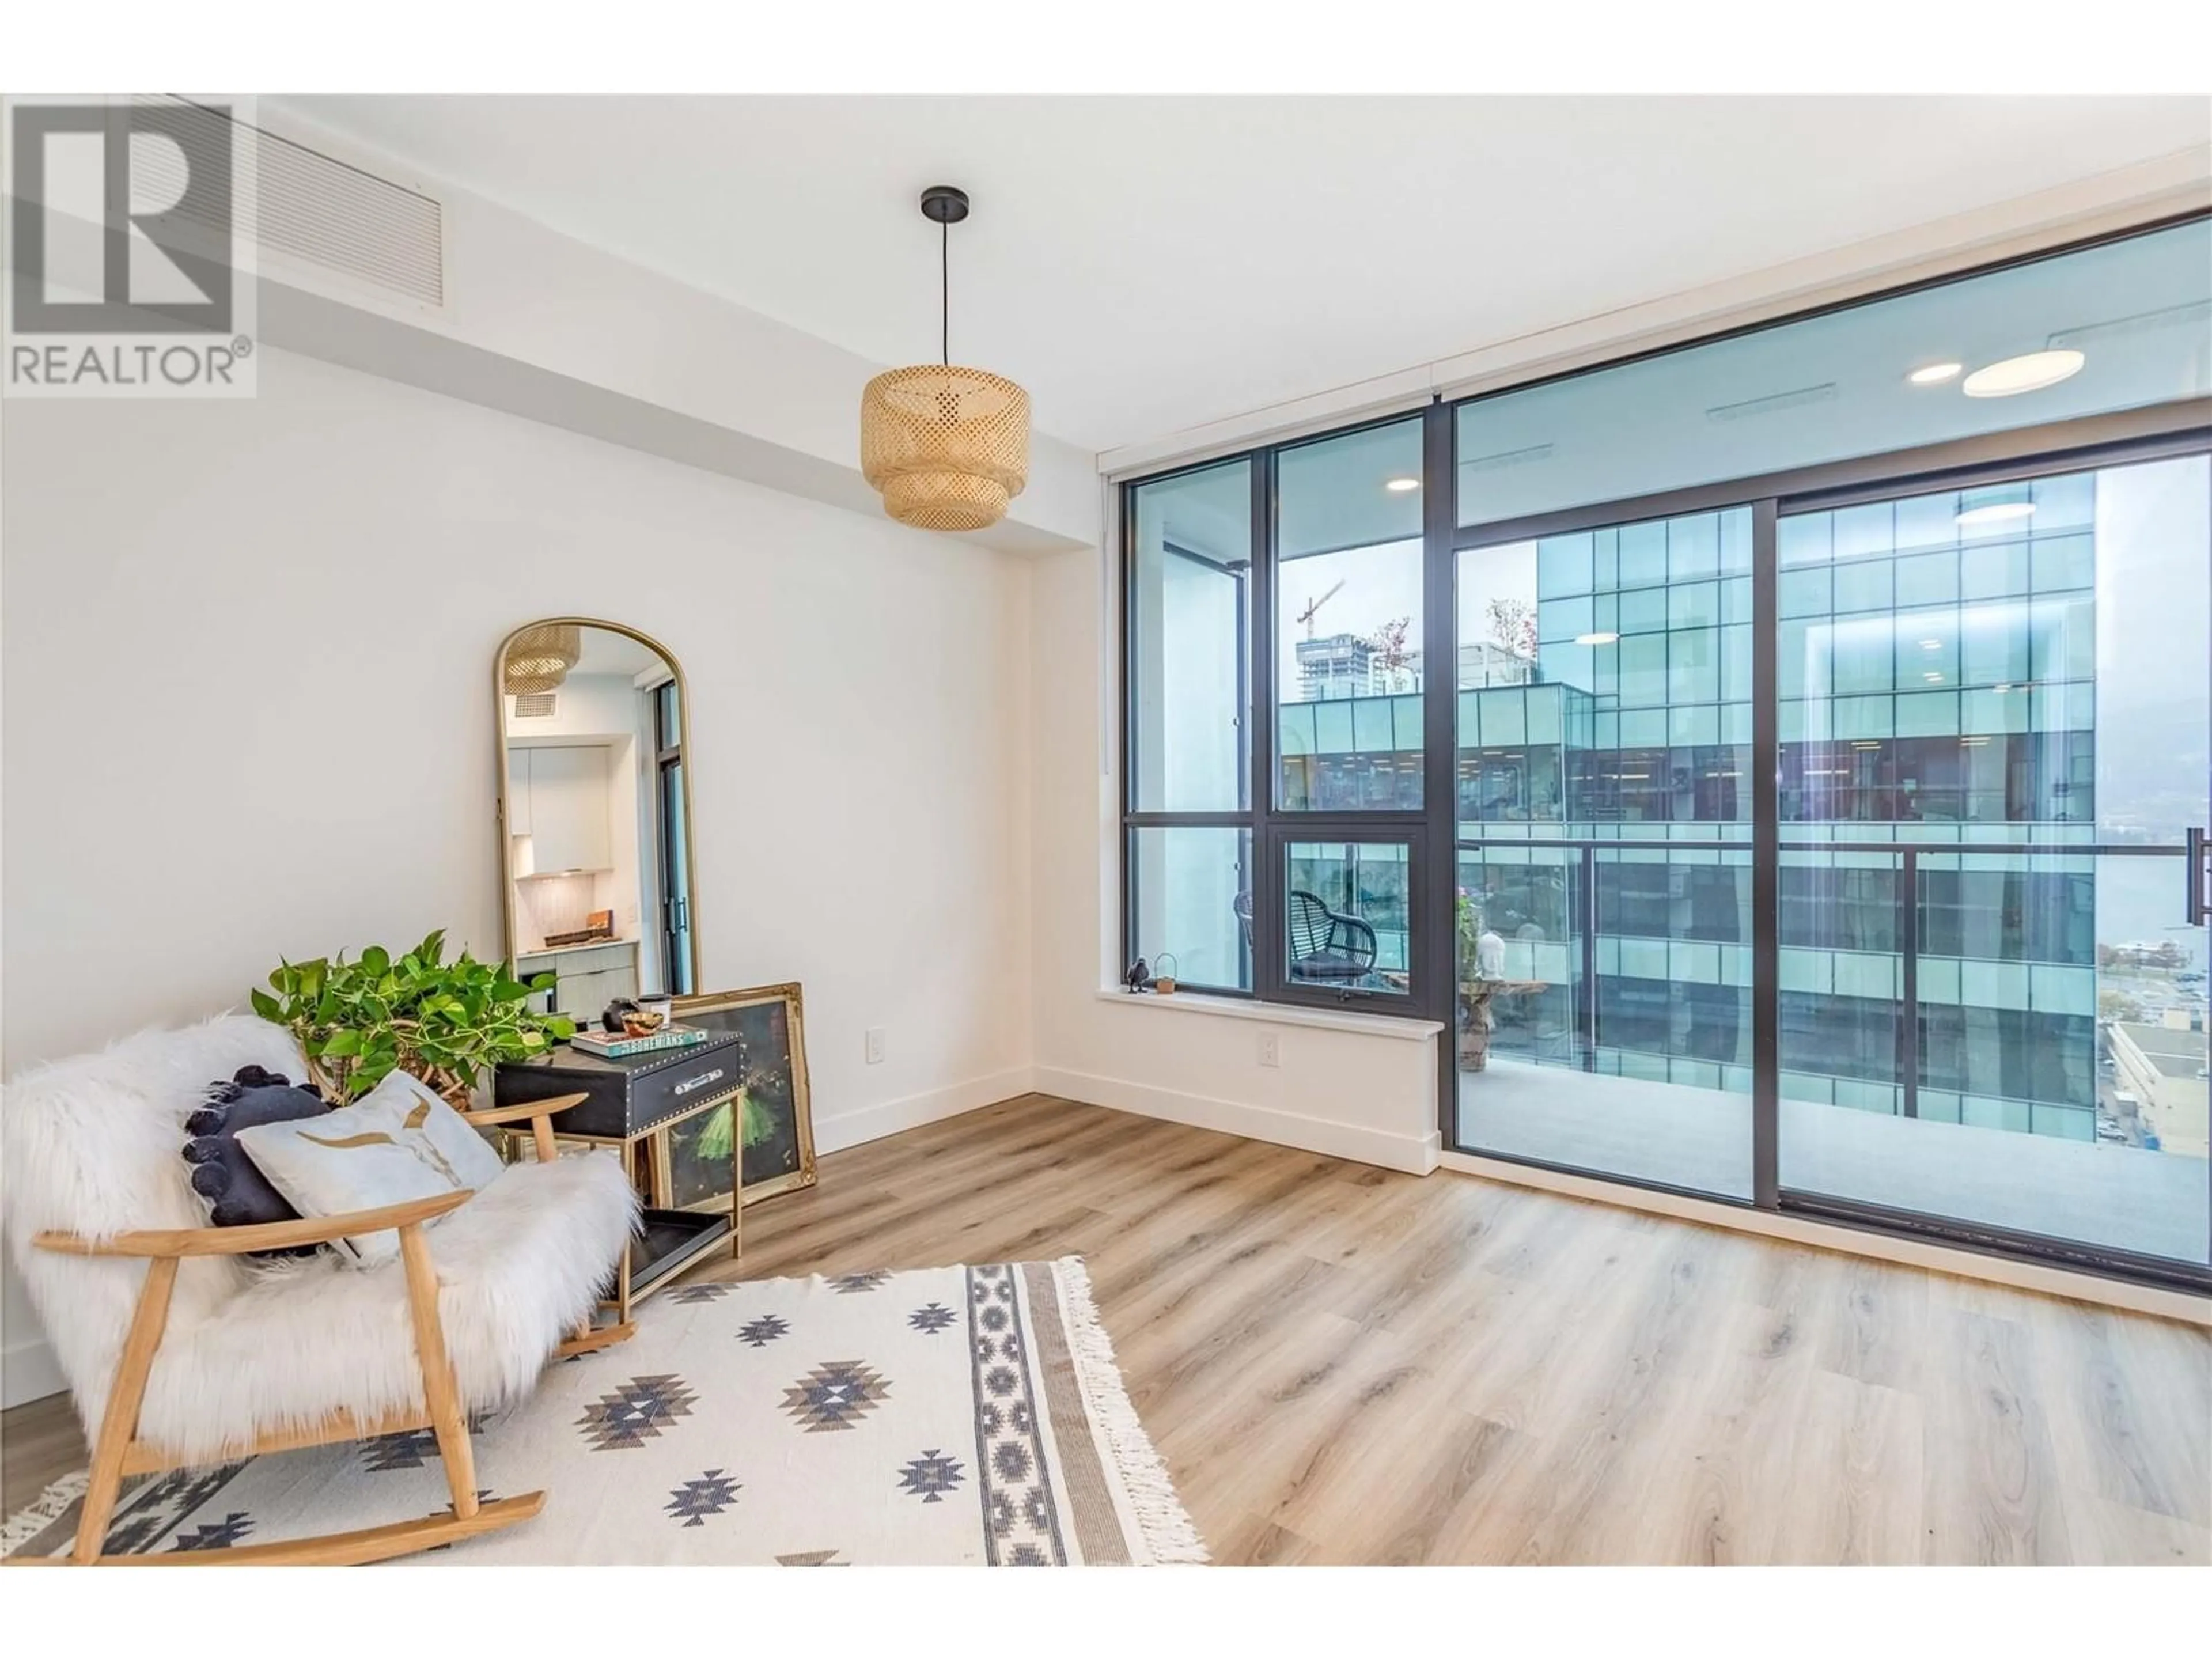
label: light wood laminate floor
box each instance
[6,1094,2207,1564]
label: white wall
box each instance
[1,345,1037,1402]
[1027,535,1444,1175]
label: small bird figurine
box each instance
[1123,957,1150,993]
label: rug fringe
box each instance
[1050,1256,1210,1566]
[1,1468,88,1559]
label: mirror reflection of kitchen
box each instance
[498,621,698,1017]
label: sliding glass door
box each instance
[1448,448,2211,1274]
[1453,507,1756,1199]
[1774,454,2211,1266]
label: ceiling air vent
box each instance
[1461,442,1555,473]
[2048,300,2212,353]
[137,96,446,309]
[1706,383,1836,423]
[512,691,557,720]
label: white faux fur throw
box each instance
[3,1014,637,1464]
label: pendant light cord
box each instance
[940,219,950,367]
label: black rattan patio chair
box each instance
[1232,890,1378,982]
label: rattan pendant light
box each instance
[861,186,1030,533]
[503,623,582,695]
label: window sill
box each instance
[1092,987,1442,1041]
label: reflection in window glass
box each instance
[1129,461,1249,812]
[1457,219,2212,527]
[1132,827,1251,992]
[1277,419,1425,810]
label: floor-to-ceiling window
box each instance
[1454,506,1756,1198]
[1119,213,2212,1287]
[654,679,694,996]
[1125,458,1254,991]
[1269,418,1429,1005]
[1772,454,2210,1263]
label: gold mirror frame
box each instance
[494,616,702,1001]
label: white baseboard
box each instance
[1440,1150,2212,1330]
[811,1066,1036,1156]
[3,1334,67,1411]
[1033,1066,1441,1175]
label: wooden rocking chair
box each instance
[3,1018,639,1566]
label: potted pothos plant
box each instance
[251,929,576,1107]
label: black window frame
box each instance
[1122,419,1452,1019]
[1120,454,1261,997]
[1116,209,2212,1297]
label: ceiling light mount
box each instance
[918,184,970,226]
[860,184,1031,533]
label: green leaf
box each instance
[527,972,557,993]
[360,945,390,979]
[321,1029,362,1058]
[249,987,281,1022]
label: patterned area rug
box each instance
[2,1257,1205,1565]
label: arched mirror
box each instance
[495,618,699,1016]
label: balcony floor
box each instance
[1458,1059,2210,1265]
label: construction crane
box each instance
[1296,579,1346,638]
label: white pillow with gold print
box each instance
[236,1070,505,1267]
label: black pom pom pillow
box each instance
[181,1065,331,1250]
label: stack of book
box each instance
[566,1024,710,1059]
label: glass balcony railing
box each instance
[1453,832,2209,1258]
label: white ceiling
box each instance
[277,96,2211,453]
[571,627,668,677]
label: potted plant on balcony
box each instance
[1456,889,1508,1072]
[251,929,576,1108]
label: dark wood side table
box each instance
[494,1033,744,1328]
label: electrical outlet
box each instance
[1257,1030,1280,1068]
[865,1027,886,1065]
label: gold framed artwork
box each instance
[660,983,816,1210]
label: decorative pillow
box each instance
[181,1066,332,1253]
[236,1070,505,1268]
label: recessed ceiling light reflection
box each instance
[1907,362,1963,385]
[1384,476,1421,493]
[1574,631,1620,646]
[1957,501,2036,528]
[1963,349,2084,398]
[1918,638,1945,650]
